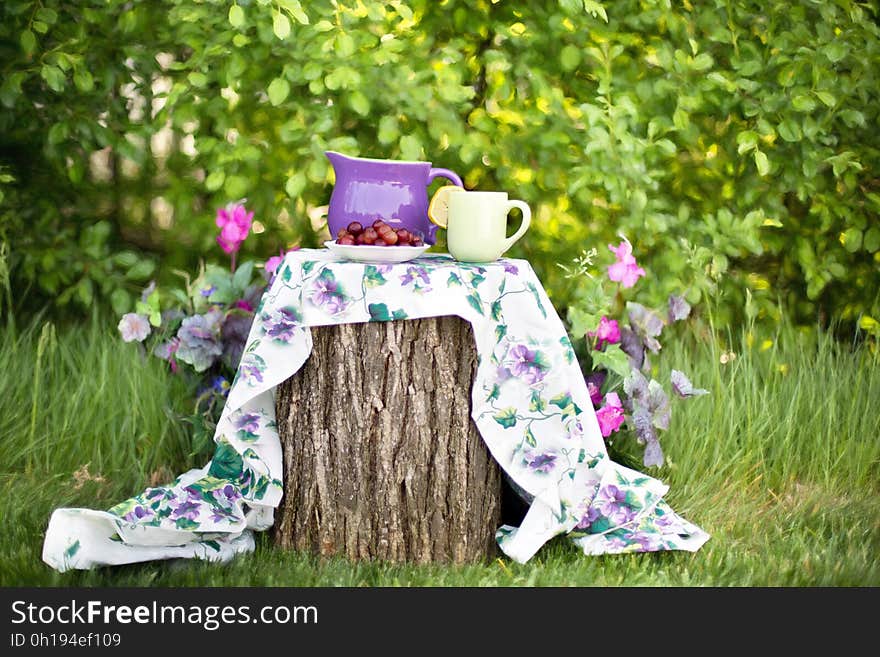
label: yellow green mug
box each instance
[446,191,531,263]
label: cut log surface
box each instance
[274,316,503,564]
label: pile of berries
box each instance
[335,220,425,247]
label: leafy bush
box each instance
[2,0,877,331]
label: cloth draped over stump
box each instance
[43,251,709,571]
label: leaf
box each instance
[815,91,836,108]
[368,303,391,322]
[791,94,817,113]
[73,69,94,92]
[529,391,546,412]
[736,130,758,154]
[591,344,631,378]
[490,300,503,321]
[187,72,208,88]
[40,65,65,92]
[207,441,244,479]
[560,45,581,71]
[549,392,572,410]
[495,324,507,342]
[267,77,290,106]
[20,30,37,56]
[273,11,291,39]
[777,120,802,143]
[754,149,770,176]
[232,260,255,292]
[363,265,387,288]
[487,384,500,402]
[526,282,546,318]
[279,0,309,25]
[205,170,225,191]
[391,309,408,320]
[349,91,370,116]
[466,291,484,316]
[493,408,518,429]
[447,272,461,287]
[228,4,245,27]
[524,426,537,447]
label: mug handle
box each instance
[503,200,531,251]
[427,167,463,187]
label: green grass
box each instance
[0,318,877,586]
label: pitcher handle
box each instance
[428,167,463,187]
[503,200,531,252]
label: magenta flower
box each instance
[118,313,151,343]
[588,316,621,350]
[607,238,646,288]
[232,299,254,312]
[596,392,625,437]
[215,201,254,255]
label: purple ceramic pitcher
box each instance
[325,151,463,244]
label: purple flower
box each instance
[176,310,223,373]
[239,358,264,386]
[588,316,621,350]
[309,273,348,315]
[585,371,606,407]
[671,370,709,398]
[608,238,646,288]
[606,535,629,550]
[215,201,254,255]
[235,412,260,433]
[596,392,625,438]
[400,266,431,288]
[123,505,154,523]
[523,449,557,474]
[212,484,242,506]
[171,500,201,521]
[262,307,300,342]
[118,313,151,343]
[576,506,601,530]
[668,294,692,322]
[623,530,659,551]
[211,376,230,396]
[502,262,519,275]
[200,285,217,298]
[153,337,180,373]
[596,484,637,525]
[505,344,548,385]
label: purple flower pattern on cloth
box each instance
[595,484,638,525]
[522,449,558,474]
[261,306,301,342]
[400,265,431,290]
[308,269,349,315]
[503,344,549,385]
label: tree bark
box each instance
[273,316,502,564]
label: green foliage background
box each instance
[1,0,878,329]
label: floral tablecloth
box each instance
[43,250,708,571]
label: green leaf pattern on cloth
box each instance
[42,250,708,571]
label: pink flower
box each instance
[264,255,284,277]
[215,201,254,255]
[118,313,151,343]
[264,247,301,282]
[596,392,625,438]
[607,238,646,288]
[588,316,621,350]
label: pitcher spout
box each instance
[324,150,353,172]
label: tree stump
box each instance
[273,316,503,564]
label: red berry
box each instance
[383,230,398,245]
[336,228,350,239]
[337,236,355,245]
[347,221,363,235]
[372,219,386,229]
[363,227,378,240]
[396,229,410,242]
[412,237,423,246]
